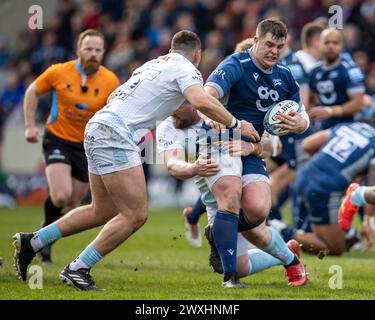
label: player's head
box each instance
[253,19,288,69]
[172,102,199,129]
[76,29,105,74]
[234,38,254,53]
[320,28,343,64]
[301,22,325,50]
[170,30,202,67]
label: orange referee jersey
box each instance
[35,59,119,143]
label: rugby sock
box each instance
[30,223,62,252]
[351,187,367,207]
[247,248,282,275]
[42,196,63,227]
[187,197,206,224]
[260,227,297,267]
[280,226,296,242]
[69,244,103,271]
[212,210,238,275]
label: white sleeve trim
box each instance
[205,82,225,99]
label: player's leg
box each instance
[294,190,346,255]
[12,172,118,282]
[60,123,147,290]
[183,196,206,248]
[60,166,147,291]
[241,156,307,286]
[205,149,244,287]
[83,166,147,255]
[39,163,74,263]
[236,233,282,278]
[211,175,243,287]
[44,163,72,227]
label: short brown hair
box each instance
[301,22,325,49]
[77,29,105,49]
[256,19,288,39]
[171,30,201,54]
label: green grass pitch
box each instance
[0,206,374,300]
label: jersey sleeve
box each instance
[156,119,185,153]
[345,66,365,95]
[176,65,204,93]
[205,55,243,99]
[34,64,61,94]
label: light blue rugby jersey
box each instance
[299,122,375,192]
[309,57,365,129]
[206,48,302,135]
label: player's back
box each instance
[93,53,202,142]
[301,122,375,192]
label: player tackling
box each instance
[12,30,259,291]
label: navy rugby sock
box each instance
[212,210,238,275]
[187,197,206,224]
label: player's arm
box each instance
[222,133,276,158]
[324,92,364,117]
[184,84,260,142]
[24,81,42,143]
[163,148,219,180]
[301,129,329,155]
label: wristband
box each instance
[228,117,241,129]
[324,106,343,117]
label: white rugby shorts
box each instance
[84,122,142,175]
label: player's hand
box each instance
[276,111,307,134]
[239,120,260,142]
[222,140,254,156]
[205,118,225,133]
[193,154,220,177]
[363,94,372,108]
[25,126,40,143]
[308,106,331,120]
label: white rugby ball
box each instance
[263,100,301,136]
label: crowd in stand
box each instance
[0,0,374,173]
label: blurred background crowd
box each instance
[0,0,374,207]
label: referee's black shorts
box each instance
[42,129,89,183]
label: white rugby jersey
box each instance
[156,117,217,208]
[156,116,203,162]
[91,53,203,143]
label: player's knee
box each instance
[243,202,270,227]
[218,190,241,213]
[50,190,71,208]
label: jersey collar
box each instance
[322,57,341,70]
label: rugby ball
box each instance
[263,100,301,136]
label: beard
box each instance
[324,52,339,65]
[81,58,100,74]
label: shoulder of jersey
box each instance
[99,65,119,80]
[231,51,251,65]
[275,62,292,73]
[309,61,323,73]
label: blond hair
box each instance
[234,38,254,53]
